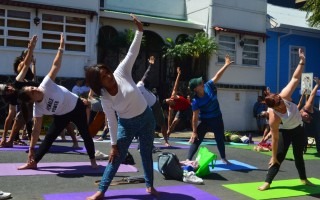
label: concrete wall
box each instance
[212,0,267,32]
[17,0,99,12]
[103,0,186,20]
[219,89,258,131]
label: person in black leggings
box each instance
[16,33,97,170]
[258,48,314,190]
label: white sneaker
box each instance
[183,171,204,185]
[0,191,11,200]
[95,150,109,160]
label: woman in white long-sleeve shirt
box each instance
[85,14,157,200]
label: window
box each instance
[0,9,31,47]
[242,38,259,66]
[290,46,305,79]
[0,9,4,46]
[42,13,87,52]
[218,35,236,62]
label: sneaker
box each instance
[0,191,11,200]
[183,171,204,185]
[95,150,109,160]
[152,147,161,153]
[95,137,104,141]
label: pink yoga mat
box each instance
[0,162,138,176]
[0,145,87,153]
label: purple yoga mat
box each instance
[43,185,219,200]
[0,162,138,176]
[129,144,190,149]
[0,145,87,153]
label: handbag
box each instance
[195,147,217,177]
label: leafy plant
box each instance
[163,32,218,60]
[300,0,320,27]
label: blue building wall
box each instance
[266,30,320,105]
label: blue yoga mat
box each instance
[153,159,257,173]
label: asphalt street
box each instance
[0,131,320,200]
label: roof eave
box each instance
[100,10,204,30]
[269,24,320,38]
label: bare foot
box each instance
[258,182,270,191]
[18,161,37,170]
[72,143,79,148]
[164,142,171,147]
[91,159,99,169]
[86,191,104,200]
[0,141,13,148]
[301,179,316,186]
[221,158,231,165]
[146,187,159,197]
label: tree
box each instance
[163,32,218,77]
[300,0,320,27]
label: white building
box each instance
[0,0,267,131]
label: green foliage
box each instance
[300,0,320,27]
[163,32,218,60]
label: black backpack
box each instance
[122,152,135,165]
[158,152,183,180]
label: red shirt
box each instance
[170,96,191,111]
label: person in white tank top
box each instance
[258,48,314,191]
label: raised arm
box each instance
[304,77,320,112]
[297,89,306,110]
[280,48,305,100]
[212,54,234,84]
[48,33,64,81]
[171,67,181,97]
[116,14,143,76]
[16,35,37,82]
[140,56,154,83]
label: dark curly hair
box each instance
[85,64,112,96]
[13,50,34,80]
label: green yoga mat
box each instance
[223,177,320,200]
[228,144,320,160]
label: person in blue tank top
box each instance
[187,55,233,164]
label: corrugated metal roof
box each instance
[267,3,319,30]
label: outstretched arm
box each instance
[16,35,37,82]
[304,77,320,112]
[140,56,154,83]
[212,54,234,84]
[48,33,64,81]
[280,48,305,100]
[116,14,143,76]
[31,57,37,82]
[171,67,181,97]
